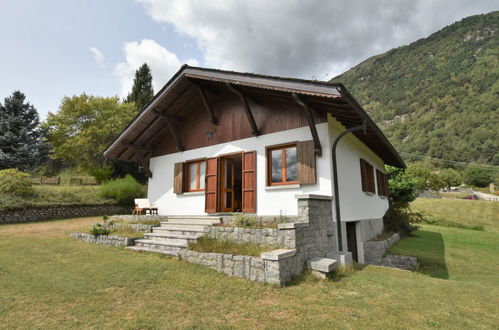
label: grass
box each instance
[411,197,499,232]
[109,227,144,238]
[188,236,278,256]
[0,200,498,328]
[439,192,469,199]
[114,219,161,226]
[0,185,114,211]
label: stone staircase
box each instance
[126,216,221,256]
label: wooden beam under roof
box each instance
[292,93,322,156]
[189,79,218,125]
[164,115,185,151]
[226,83,259,136]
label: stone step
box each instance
[126,246,179,257]
[144,232,199,242]
[152,229,208,237]
[307,257,338,273]
[135,239,187,248]
[156,224,209,232]
[134,241,186,254]
[166,216,222,221]
[163,218,221,226]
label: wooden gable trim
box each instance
[226,83,259,136]
[163,115,185,152]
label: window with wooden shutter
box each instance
[360,159,375,194]
[186,160,206,192]
[267,143,298,186]
[376,169,389,197]
[297,140,317,185]
[173,162,184,194]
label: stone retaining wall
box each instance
[202,195,337,283]
[181,248,296,285]
[363,233,417,270]
[206,227,282,246]
[96,222,156,233]
[109,215,168,222]
[70,232,138,247]
[0,204,130,225]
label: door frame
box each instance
[217,151,243,213]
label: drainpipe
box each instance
[332,89,367,252]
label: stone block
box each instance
[326,252,353,265]
[261,249,296,261]
[307,257,338,273]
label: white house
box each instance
[104,65,405,263]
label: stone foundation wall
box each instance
[359,218,384,242]
[70,232,137,247]
[181,249,296,286]
[0,204,130,225]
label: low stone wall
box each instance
[363,233,417,270]
[0,204,130,225]
[95,222,156,233]
[109,215,168,222]
[70,232,137,247]
[206,227,282,246]
[181,248,296,285]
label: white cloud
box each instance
[136,0,499,79]
[89,47,106,68]
[114,39,198,96]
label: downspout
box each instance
[332,86,367,252]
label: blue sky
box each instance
[1,0,497,119]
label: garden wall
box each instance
[363,233,417,270]
[181,249,297,285]
[0,204,130,224]
[70,232,137,247]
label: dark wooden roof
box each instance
[104,65,405,168]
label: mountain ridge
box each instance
[333,11,499,166]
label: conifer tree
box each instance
[0,91,48,170]
[126,63,154,110]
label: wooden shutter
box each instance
[242,151,256,213]
[376,169,383,196]
[173,162,184,194]
[297,140,316,185]
[205,157,219,213]
[360,159,367,192]
[366,162,375,193]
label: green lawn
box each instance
[411,198,499,232]
[0,208,498,328]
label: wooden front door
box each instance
[220,158,235,212]
[346,222,358,262]
[205,157,219,213]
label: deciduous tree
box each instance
[44,94,136,171]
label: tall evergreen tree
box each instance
[126,63,154,110]
[0,91,48,170]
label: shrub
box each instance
[91,166,114,184]
[439,168,462,188]
[463,167,495,187]
[90,223,111,237]
[233,213,257,227]
[100,175,145,205]
[188,237,277,257]
[0,169,34,197]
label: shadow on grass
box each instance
[400,230,449,279]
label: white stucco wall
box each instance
[147,117,390,220]
[148,123,332,216]
[327,115,389,222]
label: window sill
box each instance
[379,196,387,200]
[183,191,205,196]
[363,191,375,196]
[265,184,301,190]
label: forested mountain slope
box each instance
[333,11,499,165]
